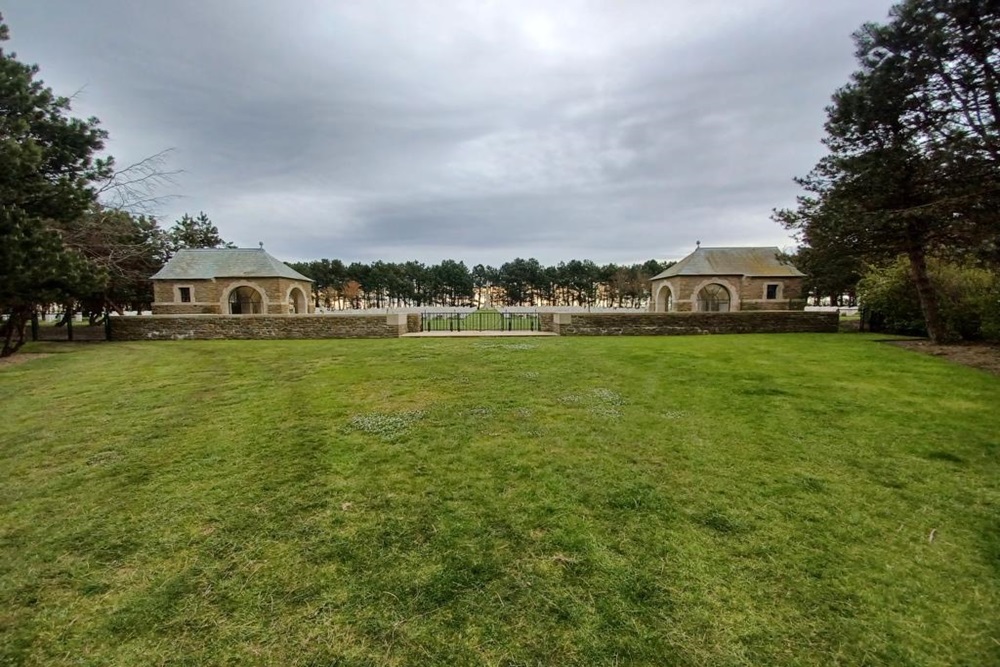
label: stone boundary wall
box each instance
[109,311,839,340]
[109,314,408,341]
[549,311,839,336]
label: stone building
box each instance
[649,246,805,312]
[150,248,314,315]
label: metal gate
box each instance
[30,313,111,342]
[420,310,541,332]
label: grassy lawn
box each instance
[1,335,998,666]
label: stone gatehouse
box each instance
[649,246,805,312]
[151,248,314,315]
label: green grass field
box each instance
[1,335,998,666]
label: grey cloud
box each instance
[4,0,897,264]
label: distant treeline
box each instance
[287,258,675,309]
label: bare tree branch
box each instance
[96,148,182,215]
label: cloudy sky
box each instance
[5,0,896,265]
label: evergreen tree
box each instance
[168,212,233,251]
[0,208,104,356]
[776,0,1000,342]
[0,15,111,223]
[0,13,115,354]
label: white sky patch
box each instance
[212,191,361,247]
[443,129,617,193]
[520,13,560,52]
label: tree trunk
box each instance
[905,238,949,343]
[1,308,30,358]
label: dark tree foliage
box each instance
[0,16,112,223]
[433,259,475,306]
[775,0,1000,342]
[0,13,117,355]
[168,212,233,251]
[0,207,104,355]
[785,245,863,306]
[288,257,671,310]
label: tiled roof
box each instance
[150,248,313,282]
[651,247,805,280]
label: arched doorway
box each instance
[697,284,731,312]
[288,287,307,314]
[229,286,264,314]
[655,284,673,312]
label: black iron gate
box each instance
[30,312,111,342]
[420,310,541,332]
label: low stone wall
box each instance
[109,311,839,340]
[109,314,408,341]
[550,311,839,336]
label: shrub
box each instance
[858,257,999,340]
[975,280,1000,340]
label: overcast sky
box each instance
[5,0,896,265]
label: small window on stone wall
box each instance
[766,284,779,300]
[179,287,192,303]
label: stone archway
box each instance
[654,283,674,312]
[697,283,732,312]
[288,286,307,314]
[227,285,265,315]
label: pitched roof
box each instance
[151,248,313,282]
[650,247,805,280]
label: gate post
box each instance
[30,312,39,342]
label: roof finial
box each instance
[696,240,701,249]
[259,241,264,249]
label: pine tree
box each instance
[0,13,114,355]
[168,212,233,251]
[776,0,1000,342]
